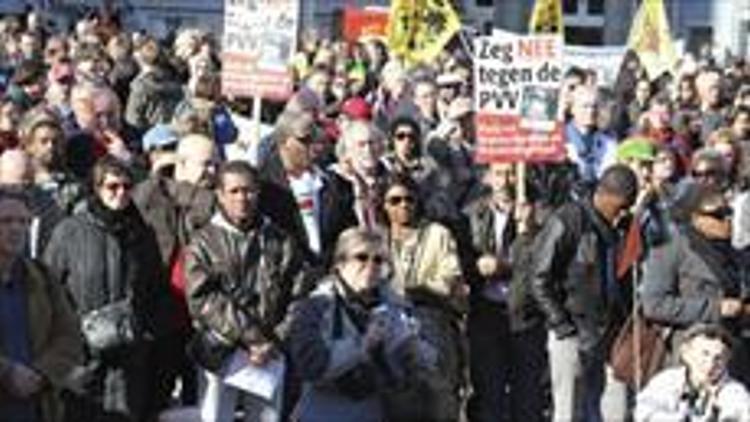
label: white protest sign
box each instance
[474,32,565,163]
[222,0,299,99]
[562,45,626,87]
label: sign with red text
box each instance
[342,7,389,42]
[474,32,565,163]
[221,0,298,99]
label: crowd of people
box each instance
[0,7,750,422]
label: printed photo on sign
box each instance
[520,86,558,132]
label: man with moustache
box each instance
[0,193,82,422]
[185,161,311,422]
[461,163,547,422]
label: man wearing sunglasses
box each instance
[690,148,729,190]
[642,184,750,388]
[258,110,357,265]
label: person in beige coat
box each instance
[378,172,465,422]
[0,193,83,421]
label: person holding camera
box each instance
[287,227,436,422]
[635,323,750,421]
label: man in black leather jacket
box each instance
[461,162,548,422]
[530,164,638,422]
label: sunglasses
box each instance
[385,195,415,206]
[394,131,416,141]
[102,181,133,192]
[350,252,386,266]
[692,169,721,179]
[698,206,733,220]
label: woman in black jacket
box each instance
[44,156,170,421]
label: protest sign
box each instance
[563,45,626,87]
[221,0,298,100]
[342,7,389,42]
[474,32,565,163]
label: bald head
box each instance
[175,134,218,187]
[0,149,32,186]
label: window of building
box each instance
[587,0,604,14]
[476,0,494,6]
[563,0,578,14]
[687,27,714,56]
[565,26,603,46]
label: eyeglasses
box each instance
[698,206,733,220]
[102,181,133,193]
[350,252,386,266]
[394,131,417,141]
[385,195,415,206]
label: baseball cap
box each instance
[142,124,179,152]
[436,72,463,86]
[340,97,372,121]
[616,137,656,162]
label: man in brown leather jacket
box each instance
[185,160,312,422]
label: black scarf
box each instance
[88,196,142,241]
[684,226,742,297]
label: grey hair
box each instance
[332,227,386,265]
[691,147,728,174]
[336,120,385,161]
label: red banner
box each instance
[342,7,389,43]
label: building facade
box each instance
[487,0,750,56]
[37,0,750,57]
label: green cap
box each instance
[616,136,656,162]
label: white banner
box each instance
[562,45,626,87]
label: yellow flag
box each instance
[529,0,563,34]
[387,0,461,65]
[627,0,677,79]
[387,0,417,58]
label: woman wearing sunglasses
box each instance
[641,184,750,385]
[43,156,171,421]
[287,227,435,422]
[377,172,464,421]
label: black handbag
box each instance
[81,299,140,351]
